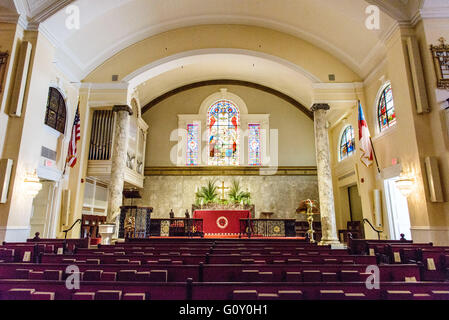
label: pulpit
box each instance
[118,206,153,239]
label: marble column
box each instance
[311,103,340,245]
[107,105,133,230]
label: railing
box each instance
[149,219,204,238]
[363,218,382,240]
[62,219,82,253]
[239,219,296,238]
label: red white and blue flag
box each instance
[66,103,81,168]
[358,101,373,167]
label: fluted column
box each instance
[107,105,133,229]
[311,103,340,245]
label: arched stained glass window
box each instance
[208,100,240,166]
[377,83,396,132]
[44,87,66,134]
[339,125,355,161]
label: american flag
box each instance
[66,103,81,168]
[358,101,374,167]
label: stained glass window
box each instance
[377,83,396,132]
[186,123,200,166]
[44,87,66,134]
[248,123,261,166]
[339,125,355,161]
[208,100,240,166]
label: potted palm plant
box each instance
[228,180,252,206]
[195,179,219,206]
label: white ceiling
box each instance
[2,0,445,84]
[41,0,398,81]
[1,0,448,114]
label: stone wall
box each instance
[136,175,319,220]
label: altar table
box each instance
[193,210,251,236]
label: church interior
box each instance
[0,0,449,302]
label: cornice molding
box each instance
[0,12,29,30]
[113,105,133,115]
[144,166,318,177]
[31,0,75,24]
[311,103,330,112]
[311,82,364,90]
[80,82,130,90]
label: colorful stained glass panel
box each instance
[186,123,199,166]
[377,84,396,131]
[339,125,355,161]
[248,123,261,166]
[208,100,240,166]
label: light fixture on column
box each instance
[24,170,42,196]
[395,175,415,198]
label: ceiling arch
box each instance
[129,48,323,111]
[141,79,313,120]
[4,0,444,82]
[38,0,400,81]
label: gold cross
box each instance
[217,181,229,200]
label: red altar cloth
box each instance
[193,210,250,236]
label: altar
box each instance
[193,210,251,237]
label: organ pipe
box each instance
[89,110,114,161]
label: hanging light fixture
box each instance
[395,175,415,198]
[24,171,42,197]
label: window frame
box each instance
[376,82,396,134]
[207,99,240,166]
[338,124,356,162]
[44,87,67,135]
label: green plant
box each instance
[228,180,252,205]
[195,179,219,205]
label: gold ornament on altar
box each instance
[217,181,230,201]
[297,199,319,243]
[124,216,136,238]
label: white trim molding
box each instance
[410,226,449,246]
[0,226,31,242]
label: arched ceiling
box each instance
[40,0,399,80]
[133,51,317,110]
[1,1,446,84]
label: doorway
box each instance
[348,185,363,223]
[29,181,57,238]
[384,177,412,240]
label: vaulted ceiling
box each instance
[0,0,447,98]
[42,0,398,80]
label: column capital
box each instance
[113,105,133,116]
[311,103,330,112]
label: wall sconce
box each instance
[24,171,42,197]
[395,175,415,198]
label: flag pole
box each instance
[369,137,381,174]
[357,100,381,174]
[62,160,68,176]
